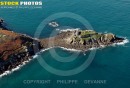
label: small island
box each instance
[0,19,126,76]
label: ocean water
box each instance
[0,0,130,88]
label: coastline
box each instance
[0,19,129,78]
[0,38,129,78]
[0,47,53,78]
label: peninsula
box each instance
[0,19,125,76]
[40,29,124,51]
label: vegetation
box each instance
[0,29,29,60]
[73,30,103,42]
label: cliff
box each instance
[0,29,41,74]
[0,19,125,75]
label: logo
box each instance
[0,1,43,9]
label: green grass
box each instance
[80,31,96,36]
[73,30,105,42]
[91,34,103,39]
[82,37,91,41]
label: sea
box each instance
[0,0,130,88]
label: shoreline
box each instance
[0,47,53,78]
[0,38,129,78]
[0,21,129,78]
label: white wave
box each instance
[59,46,81,52]
[115,38,129,45]
[0,58,32,78]
[33,55,38,58]
[41,47,54,52]
[56,28,60,31]
[59,46,98,52]
[86,38,129,51]
[89,47,97,50]
[100,45,105,48]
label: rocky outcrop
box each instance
[0,18,4,25]
[0,18,8,30]
[40,30,124,51]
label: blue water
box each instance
[0,0,130,88]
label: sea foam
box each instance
[0,36,129,78]
[0,58,32,78]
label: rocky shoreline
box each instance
[0,29,41,75]
[40,29,124,51]
[0,19,127,77]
